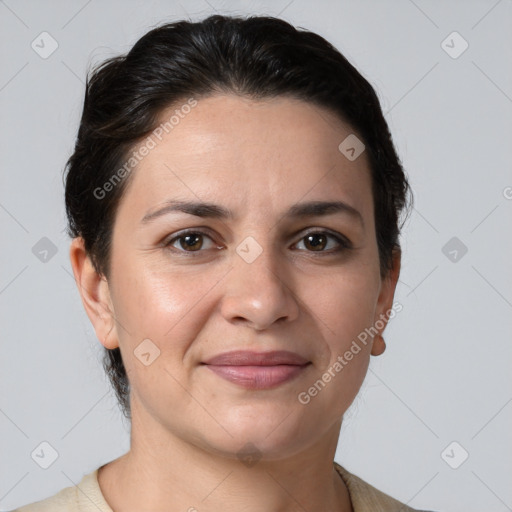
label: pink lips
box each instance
[202,350,311,390]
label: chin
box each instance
[198,406,317,461]
[203,433,311,465]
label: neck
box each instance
[98,406,353,512]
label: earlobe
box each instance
[372,249,401,356]
[69,238,119,349]
[370,334,386,356]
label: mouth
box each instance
[201,350,312,390]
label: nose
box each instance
[220,239,300,331]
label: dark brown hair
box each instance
[65,14,413,419]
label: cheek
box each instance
[304,260,380,339]
[296,274,377,423]
[111,258,222,353]
[301,261,379,393]
[110,262,218,413]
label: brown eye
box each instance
[166,231,217,253]
[294,231,349,253]
[304,233,327,251]
[179,233,203,251]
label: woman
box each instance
[15,14,437,512]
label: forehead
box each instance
[118,94,373,222]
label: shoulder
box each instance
[10,468,112,512]
[11,484,76,512]
[334,462,438,512]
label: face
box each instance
[76,94,400,460]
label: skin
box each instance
[70,94,400,512]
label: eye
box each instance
[163,229,351,256]
[293,230,350,253]
[165,230,218,253]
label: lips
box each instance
[202,350,310,366]
[202,350,311,389]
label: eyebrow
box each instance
[141,199,364,226]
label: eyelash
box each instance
[163,229,352,256]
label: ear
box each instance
[69,237,119,349]
[371,248,401,356]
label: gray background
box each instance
[1,1,511,510]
